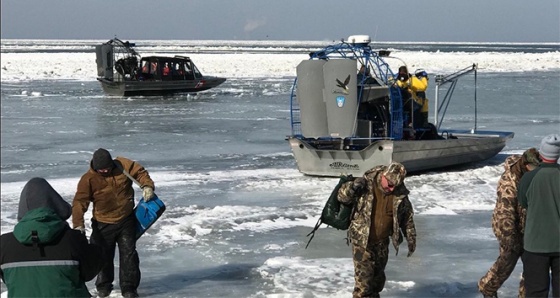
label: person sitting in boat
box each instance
[396,66,429,128]
[150,62,158,75]
[141,61,149,74]
[163,63,170,76]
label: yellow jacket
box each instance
[397,76,429,112]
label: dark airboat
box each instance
[95,38,226,96]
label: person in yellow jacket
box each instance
[396,66,429,128]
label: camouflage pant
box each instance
[351,239,390,298]
[478,243,525,298]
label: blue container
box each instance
[134,194,166,239]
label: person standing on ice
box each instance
[337,162,416,298]
[518,134,560,298]
[72,148,155,298]
[478,148,541,298]
[0,177,103,297]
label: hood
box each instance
[504,154,530,178]
[503,155,522,171]
[17,177,72,221]
[13,207,68,244]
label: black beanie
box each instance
[92,148,114,170]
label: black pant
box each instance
[521,250,560,297]
[91,214,140,293]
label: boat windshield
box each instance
[138,57,203,81]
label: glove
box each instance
[74,226,85,235]
[351,177,367,196]
[142,186,154,202]
[407,241,416,257]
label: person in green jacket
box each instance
[0,177,103,297]
[518,134,560,297]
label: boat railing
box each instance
[290,43,484,144]
[289,79,301,136]
[441,129,514,139]
[434,64,478,131]
[293,135,394,151]
[290,40,400,139]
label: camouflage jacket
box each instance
[491,154,527,250]
[338,166,416,255]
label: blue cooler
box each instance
[134,194,166,239]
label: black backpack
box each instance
[305,175,355,248]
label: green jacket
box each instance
[518,162,560,253]
[1,208,102,297]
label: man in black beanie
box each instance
[72,148,155,298]
[92,148,115,174]
[518,134,560,297]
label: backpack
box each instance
[305,175,355,248]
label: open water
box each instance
[1,40,559,297]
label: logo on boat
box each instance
[195,80,205,88]
[334,75,350,95]
[329,161,359,170]
[336,96,345,107]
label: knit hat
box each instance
[522,148,541,166]
[383,162,407,186]
[539,134,560,161]
[92,148,114,170]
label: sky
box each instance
[1,0,559,42]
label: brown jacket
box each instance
[72,156,155,227]
[338,166,416,255]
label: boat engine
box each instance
[115,56,139,77]
[95,44,114,80]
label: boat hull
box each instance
[98,77,226,96]
[288,130,514,177]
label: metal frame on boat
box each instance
[95,38,226,96]
[287,35,513,177]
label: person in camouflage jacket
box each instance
[338,162,416,298]
[478,148,540,298]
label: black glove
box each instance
[351,177,367,195]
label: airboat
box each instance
[287,35,514,177]
[95,38,226,96]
